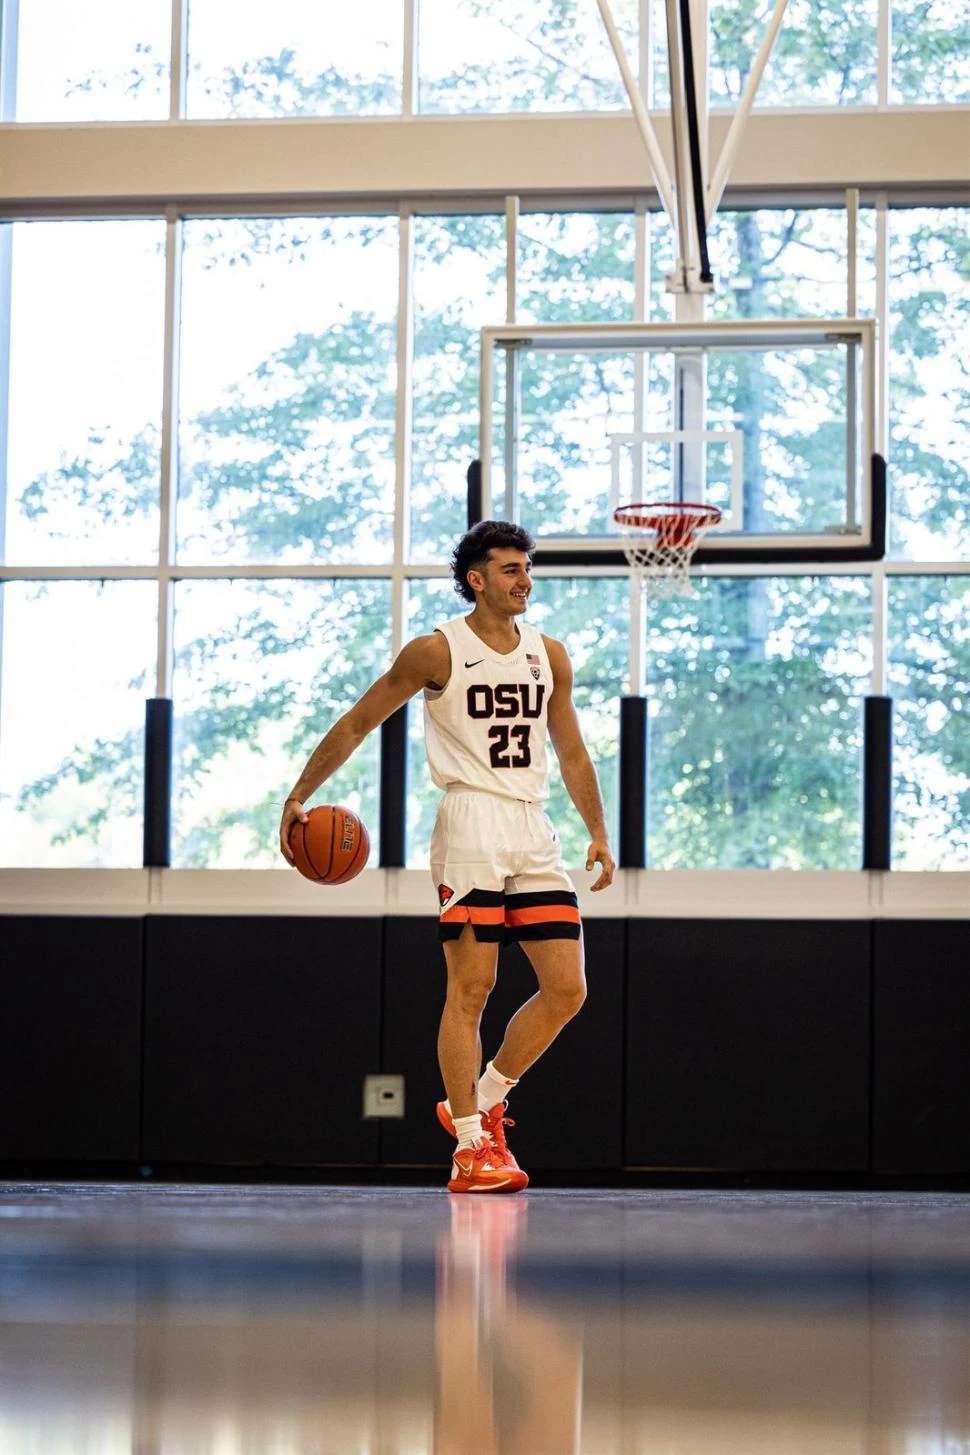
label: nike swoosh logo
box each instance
[464,659,484,668]
[469,1179,512,1191]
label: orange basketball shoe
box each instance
[435,1101,456,1138]
[436,1100,529,1189]
[481,1103,528,1183]
[447,1141,528,1194]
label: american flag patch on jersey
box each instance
[527,651,541,679]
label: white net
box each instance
[614,502,722,598]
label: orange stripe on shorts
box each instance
[440,905,506,925]
[505,905,582,927]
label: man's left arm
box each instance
[544,635,616,892]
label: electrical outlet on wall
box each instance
[362,1074,405,1119]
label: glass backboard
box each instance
[478,319,884,563]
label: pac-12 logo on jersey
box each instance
[527,652,541,680]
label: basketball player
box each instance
[279,521,615,1192]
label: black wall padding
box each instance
[0,916,143,1160]
[380,704,408,868]
[872,920,970,1173]
[141,916,382,1165]
[3,911,967,1178]
[863,696,892,870]
[625,919,871,1170]
[466,458,483,529]
[380,918,625,1169]
[143,697,173,867]
[619,696,648,868]
[870,452,887,558]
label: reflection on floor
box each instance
[0,1184,968,1453]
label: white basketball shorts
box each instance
[430,789,580,944]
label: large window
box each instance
[891,0,970,103]
[889,577,969,870]
[646,577,872,869]
[0,582,156,867]
[888,207,969,563]
[178,216,399,565]
[502,213,638,541]
[653,0,878,108]
[707,208,866,322]
[5,0,967,120]
[172,580,389,868]
[2,220,165,566]
[526,577,629,864]
[405,577,454,867]
[4,0,170,121]
[517,213,637,326]
[417,0,637,113]
[410,213,506,562]
[1,200,967,871]
[185,0,403,119]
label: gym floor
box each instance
[1,1183,967,1452]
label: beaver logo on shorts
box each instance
[438,883,455,906]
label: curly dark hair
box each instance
[450,520,536,603]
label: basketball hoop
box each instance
[614,501,722,597]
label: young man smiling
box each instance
[280,520,615,1192]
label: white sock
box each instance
[453,1112,486,1151]
[478,1060,519,1113]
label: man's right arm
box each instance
[280,632,449,863]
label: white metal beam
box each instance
[402,0,418,117]
[846,186,859,528]
[0,0,19,121]
[480,318,875,347]
[155,205,181,698]
[503,196,520,522]
[505,195,518,324]
[2,111,968,205]
[877,0,892,108]
[3,560,968,583]
[595,0,677,222]
[392,205,414,656]
[875,191,890,461]
[169,0,188,121]
[638,0,653,109]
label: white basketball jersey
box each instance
[423,616,553,802]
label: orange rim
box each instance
[614,501,722,547]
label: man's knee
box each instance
[564,979,588,1019]
[544,976,587,1022]
[443,924,500,1019]
[446,967,497,1019]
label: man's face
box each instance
[469,548,533,613]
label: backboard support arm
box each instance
[706,0,791,223]
[595,0,676,225]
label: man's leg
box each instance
[489,933,587,1081]
[438,923,500,1121]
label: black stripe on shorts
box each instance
[504,890,579,909]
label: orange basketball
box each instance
[289,805,370,885]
